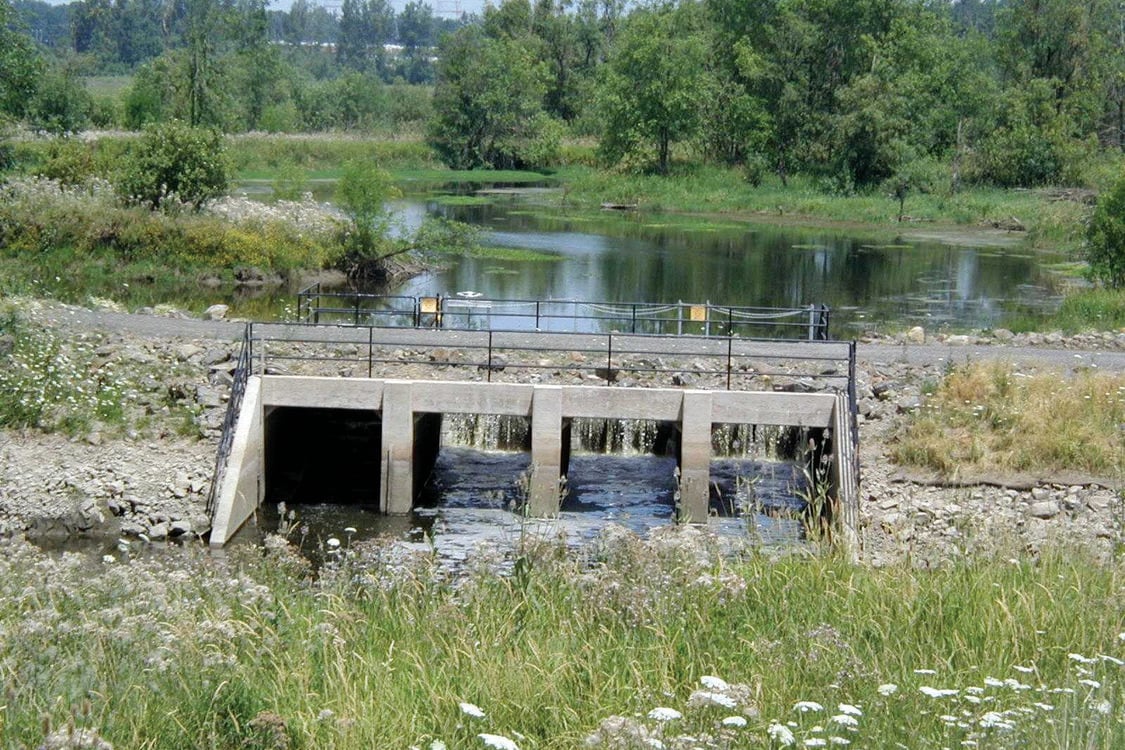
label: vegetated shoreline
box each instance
[0,297,1120,569]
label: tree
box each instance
[337,0,394,75]
[336,159,397,276]
[397,1,436,84]
[117,120,228,211]
[1085,173,1125,288]
[428,25,557,169]
[597,3,709,174]
[1,0,43,120]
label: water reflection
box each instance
[394,201,1066,333]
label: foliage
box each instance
[1085,173,1125,288]
[116,120,229,211]
[335,158,397,259]
[428,25,558,170]
[0,532,1121,748]
[0,0,43,121]
[891,362,1124,477]
[26,66,93,135]
[1049,288,1125,332]
[597,4,710,175]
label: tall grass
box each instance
[0,530,1121,749]
[891,362,1125,477]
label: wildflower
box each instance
[1091,699,1112,715]
[1032,703,1054,711]
[1012,665,1035,674]
[830,714,858,729]
[326,537,341,549]
[1078,679,1102,689]
[979,712,1015,730]
[431,742,448,750]
[701,675,730,691]
[877,684,898,696]
[688,690,738,709]
[460,702,486,719]
[837,703,861,717]
[1118,632,1125,642]
[768,722,796,746]
[919,686,959,698]
[1003,678,1031,691]
[102,555,115,564]
[804,739,827,747]
[478,733,519,750]
[913,668,937,675]
[1100,654,1124,666]
[984,677,1004,687]
[1068,653,1097,665]
[721,716,747,728]
[647,707,682,721]
[794,701,824,713]
[317,709,335,721]
[344,526,357,534]
[828,738,850,746]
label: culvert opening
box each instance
[265,406,382,508]
[417,414,533,511]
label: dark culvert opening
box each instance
[265,407,382,508]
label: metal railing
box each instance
[296,284,832,341]
[205,325,252,515]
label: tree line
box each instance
[3,0,1125,194]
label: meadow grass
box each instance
[1047,288,1125,332]
[891,362,1125,478]
[0,529,1120,750]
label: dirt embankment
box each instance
[0,300,1120,564]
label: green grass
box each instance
[891,362,1125,478]
[0,532,1121,749]
[82,75,133,98]
[1049,288,1125,332]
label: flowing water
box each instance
[241,186,1067,558]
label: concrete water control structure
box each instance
[206,323,859,549]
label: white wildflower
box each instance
[478,733,519,750]
[1032,703,1054,711]
[700,675,730,691]
[1099,654,1124,666]
[430,742,447,750]
[102,555,115,564]
[984,677,1004,687]
[1068,653,1097,665]
[830,714,858,729]
[460,702,486,719]
[804,739,827,747]
[1078,679,1102,689]
[1091,699,1112,715]
[1003,678,1031,691]
[721,716,747,728]
[877,683,898,696]
[913,668,937,675]
[837,703,861,717]
[828,738,850,746]
[979,712,1015,730]
[1012,665,1035,674]
[344,526,357,534]
[794,701,824,713]
[687,690,738,709]
[768,723,796,746]
[326,537,341,549]
[647,707,682,721]
[919,686,959,698]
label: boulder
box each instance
[203,304,229,321]
[905,326,925,344]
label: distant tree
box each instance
[0,0,43,120]
[117,120,228,211]
[597,3,709,174]
[1085,174,1125,289]
[428,25,557,169]
[337,0,394,75]
[28,66,93,134]
[397,1,435,84]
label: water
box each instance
[393,197,1067,335]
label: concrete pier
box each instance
[209,376,854,547]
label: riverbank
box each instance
[0,299,1120,565]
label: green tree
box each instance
[597,3,709,174]
[1085,173,1125,288]
[27,65,93,134]
[1,0,43,120]
[117,120,228,211]
[428,25,557,169]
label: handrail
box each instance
[294,285,832,341]
[205,324,252,514]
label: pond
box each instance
[392,193,1068,336]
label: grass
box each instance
[1048,288,1125,332]
[0,530,1121,749]
[891,362,1125,478]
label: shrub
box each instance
[1085,172,1125,288]
[117,120,229,211]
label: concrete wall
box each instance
[211,376,853,546]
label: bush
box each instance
[117,120,229,211]
[1085,173,1125,288]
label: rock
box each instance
[945,334,973,346]
[203,304,229,321]
[147,522,169,540]
[671,372,693,387]
[905,326,925,344]
[37,727,113,750]
[201,348,232,366]
[1028,501,1059,519]
[175,344,204,361]
[992,328,1015,341]
[896,396,923,413]
[170,519,193,537]
[195,386,224,408]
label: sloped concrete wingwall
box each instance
[209,376,264,547]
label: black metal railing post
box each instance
[368,326,374,378]
[487,331,493,382]
[726,334,733,390]
[606,332,613,383]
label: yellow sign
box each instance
[689,305,708,322]
[420,297,439,314]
